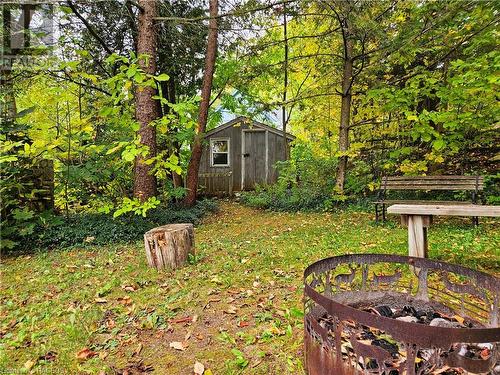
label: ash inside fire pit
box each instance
[304,254,500,375]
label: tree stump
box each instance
[144,224,194,270]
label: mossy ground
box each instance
[1,201,498,374]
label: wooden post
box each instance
[144,224,194,270]
[407,215,429,258]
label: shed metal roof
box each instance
[203,116,295,140]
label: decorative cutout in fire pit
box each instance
[304,254,500,375]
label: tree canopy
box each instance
[1,0,499,249]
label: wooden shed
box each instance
[198,116,295,195]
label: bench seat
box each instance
[374,200,473,205]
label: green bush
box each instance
[241,142,498,212]
[8,199,217,252]
[241,144,340,211]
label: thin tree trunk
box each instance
[65,101,71,217]
[166,75,183,189]
[335,22,353,193]
[133,0,159,201]
[182,0,218,207]
[282,3,289,160]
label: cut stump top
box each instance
[144,223,194,236]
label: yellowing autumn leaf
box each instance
[453,315,465,325]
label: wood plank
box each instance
[385,185,480,191]
[386,180,480,186]
[375,200,473,205]
[387,204,500,217]
[386,176,483,181]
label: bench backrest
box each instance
[382,175,484,192]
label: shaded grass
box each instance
[1,202,498,374]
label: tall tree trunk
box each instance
[182,0,218,207]
[133,0,159,201]
[282,2,289,160]
[335,23,353,193]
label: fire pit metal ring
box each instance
[304,254,500,375]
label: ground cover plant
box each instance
[1,202,498,374]
[10,200,217,252]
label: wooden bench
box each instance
[375,175,484,224]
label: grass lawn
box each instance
[1,201,499,374]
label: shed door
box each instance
[243,131,266,190]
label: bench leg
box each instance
[375,203,379,223]
[382,204,387,222]
[473,216,479,226]
[408,215,428,258]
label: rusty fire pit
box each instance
[304,254,500,375]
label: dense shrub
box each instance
[242,143,499,212]
[9,199,217,252]
[241,144,342,211]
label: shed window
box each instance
[210,138,230,167]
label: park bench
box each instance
[375,175,484,223]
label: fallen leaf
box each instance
[185,331,192,341]
[118,296,132,305]
[238,320,250,328]
[122,285,136,292]
[251,359,263,368]
[194,361,205,374]
[170,316,192,324]
[23,359,36,370]
[133,343,143,356]
[480,348,490,359]
[453,315,465,325]
[225,305,237,314]
[99,351,108,360]
[105,318,116,329]
[195,333,204,340]
[94,298,107,304]
[76,347,98,361]
[169,341,188,351]
[204,369,213,375]
[38,351,57,362]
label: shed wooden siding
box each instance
[198,119,292,195]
